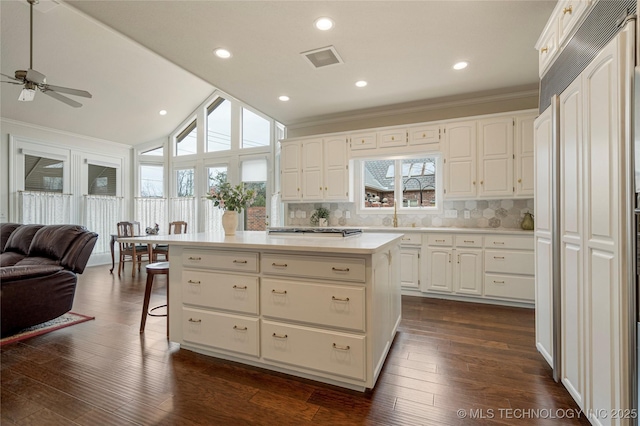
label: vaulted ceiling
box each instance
[1,0,554,146]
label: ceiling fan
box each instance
[0,0,92,108]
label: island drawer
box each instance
[182,249,258,273]
[400,234,422,246]
[484,273,534,301]
[261,320,365,381]
[484,235,533,250]
[426,234,453,246]
[484,250,534,275]
[182,308,259,357]
[261,254,365,283]
[182,271,259,315]
[261,278,365,331]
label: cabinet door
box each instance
[444,121,477,199]
[324,136,349,201]
[349,132,377,151]
[425,247,453,293]
[379,129,406,148]
[478,117,514,197]
[408,124,440,148]
[280,142,301,201]
[454,248,483,296]
[301,139,323,200]
[515,115,536,197]
[400,247,420,290]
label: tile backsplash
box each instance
[286,199,534,229]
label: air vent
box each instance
[301,46,344,69]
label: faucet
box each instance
[403,177,424,207]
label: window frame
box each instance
[355,153,443,216]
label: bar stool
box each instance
[140,261,169,336]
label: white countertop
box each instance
[362,226,533,235]
[119,231,404,254]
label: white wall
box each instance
[0,118,133,265]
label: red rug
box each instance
[0,312,95,347]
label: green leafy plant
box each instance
[310,207,330,226]
[207,173,256,213]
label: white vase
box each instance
[318,218,328,227]
[222,210,238,236]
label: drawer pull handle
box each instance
[332,267,350,272]
[563,5,572,14]
[272,263,288,267]
[233,325,248,331]
[494,256,505,260]
[188,318,202,323]
[332,296,350,302]
[188,256,202,261]
[271,289,287,295]
[436,239,445,242]
[233,285,247,290]
[457,254,460,264]
[493,280,505,284]
[233,259,248,264]
[448,253,452,263]
[463,240,475,243]
[332,343,351,351]
[493,241,505,245]
[272,333,288,339]
[187,280,201,284]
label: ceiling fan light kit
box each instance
[1,0,92,107]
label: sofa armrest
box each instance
[1,265,64,281]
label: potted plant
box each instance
[310,207,330,227]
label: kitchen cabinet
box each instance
[349,132,377,151]
[515,114,535,197]
[477,117,514,198]
[483,235,534,302]
[444,121,477,199]
[424,234,483,296]
[399,233,421,290]
[408,124,441,149]
[378,129,407,148]
[280,137,349,202]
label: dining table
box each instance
[109,233,155,274]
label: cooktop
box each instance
[267,227,363,237]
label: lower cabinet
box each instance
[424,234,483,296]
[170,245,401,391]
[399,233,422,290]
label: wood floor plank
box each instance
[0,265,587,425]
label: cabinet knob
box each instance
[361,139,365,143]
[320,187,322,191]
[518,178,522,183]
[472,181,476,185]
[422,133,426,137]
[562,5,572,14]
[325,187,328,190]
[480,180,484,185]
[540,47,549,54]
[391,136,395,140]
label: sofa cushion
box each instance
[28,225,92,267]
[4,224,44,255]
[0,252,27,267]
[1,265,64,281]
[0,223,22,253]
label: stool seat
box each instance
[140,262,170,336]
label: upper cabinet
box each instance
[280,137,349,202]
[535,0,592,77]
[478,117,514,198]
[444,121,477,199]
[515,115,535,197]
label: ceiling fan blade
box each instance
[43,84,92,98]
[41,89,82,108]
[1,72,21,82]
[26,68,46,85]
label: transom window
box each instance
[176,120,197,156]
[207,98,231,152]
[359,155,440,212]
[242,108,270,148]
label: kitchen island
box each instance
[123,230,403,391]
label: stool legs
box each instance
[140,262,170,336]
[140,272,154,333]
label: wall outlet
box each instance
[345,211,351,219]
[290,211,295,219]
[464,210,470,219]
[445,210,458,218]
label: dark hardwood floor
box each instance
[1,265,589,425]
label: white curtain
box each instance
[202,197,224,234]
[135,197,167,233]
[170,197,195,234]
[84,195,122,254]
[19,191,71,224]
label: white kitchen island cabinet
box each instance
[124,231,402,391]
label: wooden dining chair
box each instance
[117,221,150,277]
[153,221,187,261]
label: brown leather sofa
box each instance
[0,223,98,337]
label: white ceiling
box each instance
[1,0,555,146]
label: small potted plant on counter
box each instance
[310,207,330,227]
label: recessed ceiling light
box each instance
[314,17,334,31]
[159,110,167,116]
[214,48,232,59]
[355,80,368,88]
[279,95,290,102]
[453,61,468,70]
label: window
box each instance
[140,165,164,197]
[24,154,64,192]
[88,164,117,196]
[141,146,164,156]
[242,159,268,230]
[242,108,270,148]
[176,168,195,197]
[207,98,231,152]
[360,155,440,212]
[176,120,197,156]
